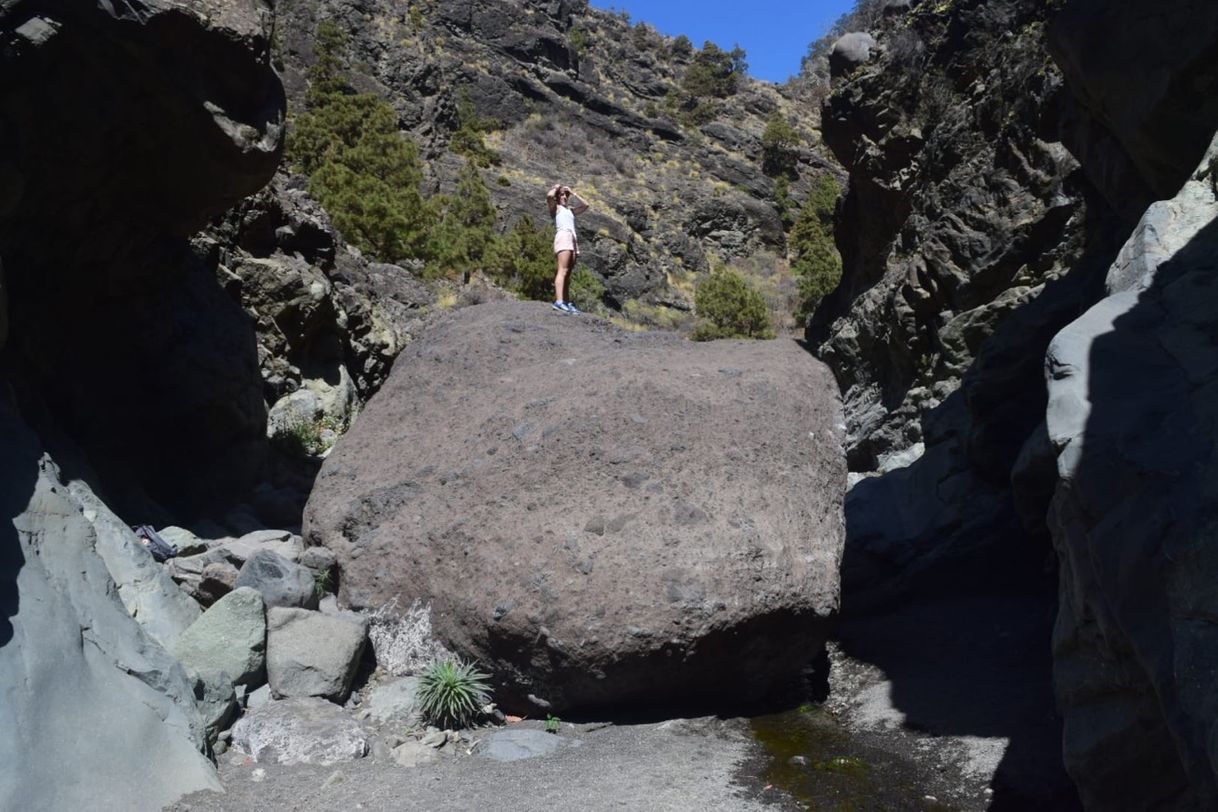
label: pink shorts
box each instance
[553,229,579,255]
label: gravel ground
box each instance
[172,716,782,811]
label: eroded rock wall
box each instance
[1043,1,1218,806]
[0,1,285,807]
[810,0,1126,607]
[0,0,283,520]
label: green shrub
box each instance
[485,214,554,299]
[691,268,774,340]
[682,42,748,99]
[674,41,747,127]
[570,268,605,311]
[789,175,842,321]
[426,160,498,281]
[761,114,800,177]
[417,658,492,730]
[450,89,501,167]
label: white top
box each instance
[555,204,576,238]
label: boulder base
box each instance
[305,301,845,713]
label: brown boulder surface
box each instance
[305,300,845,713]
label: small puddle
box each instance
[749,706,959,811]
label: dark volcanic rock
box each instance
[1048,0,1218,205]
[811,0,1126,607]
[0,0,285,520]
[305,301,844,713]
[1048,132,1218,812]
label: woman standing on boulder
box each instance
[547,183,589,314]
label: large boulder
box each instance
[1046,132,1218,809]
[305,301,845,713]
[0,396,220,811]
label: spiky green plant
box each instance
[417,658,492,729]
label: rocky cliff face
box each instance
[0,1,284,807]
[818,0,1218,805]
[1044,1,1218,807]
[811,0,1128,607]
[0,0,284,520]
[273,0,836,323]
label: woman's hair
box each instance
[546,184,560,216]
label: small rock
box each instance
[300,546,337,572]
[170,587,267,686]
[365,677,422,725]
[232,696,369,765]
[246,683,272,709]
[158,526,209,556]
[392,740,439,768]
[197,561,240,606]
[481,729,566,762]
[250,768,266,783]
[420,730,447,748]
[322,770,347,788]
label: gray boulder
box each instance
[0,399,219,811]
[1046,132,1218,809]
[216,529,303,565]
[305,301,845,713]
[235,549,318,609]
[190,667,239,747]
[170,586,267,687]
[829,33,877,79]
[232,696,369,765]
[197,561,240,607]
[68,480,201,649]
[157,526,209,556]
[482,729,568,762]
[266,607,368,701]
[366,677,423,725]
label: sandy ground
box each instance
[173,716,780,812]
[171,590,1078,812]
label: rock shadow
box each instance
[1050,215,1218,808]
[0,393,35,650]
[810,210,1129,808]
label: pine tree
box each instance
[287,21,431,262]
[789,175,842,320]
[486,214,554,299]
[426,161,498,280]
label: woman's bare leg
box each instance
[554,250,574,302]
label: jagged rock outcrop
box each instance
[0,0,284,520]
[274,0,835,321]
[200,172,434,435]
[0,393,220,811]
[1048,134,1218,811]
[305,301,844,713]
[1042,1,1218,806]
[0,1,284,808]
[810,0,1127,607]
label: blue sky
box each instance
[588,0,857,83]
